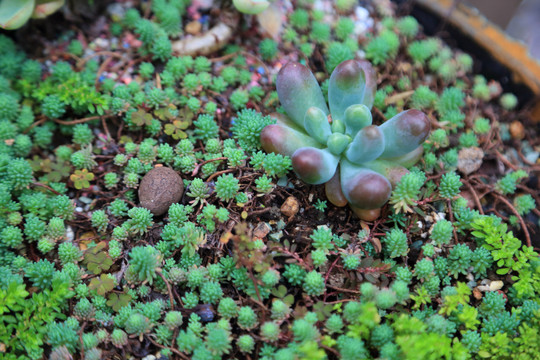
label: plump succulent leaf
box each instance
[349,206,381,221]
[328,60,376,121]
[340,160,392,209]
[379,110,431,158]
[345,125,385,164]
[233,0,270,14]
[261,123,321,157]
[304,107,331,145]
[363,160,409,187]
[325,171,348,207]
[344,104,372,136]
[291,147,339,185]
[32,0,64,19]
[0,0,34,30]
[380,145,425,168]
[277,62,329,127]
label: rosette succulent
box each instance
[260,60,430,220]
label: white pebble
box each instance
[66,226,74,242]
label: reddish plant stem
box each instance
[79,321,87,360]
[323,257,340,302]
[463,179,485,214]
[191,157,228,177]
[156,269,175,310]
[494,150,518,171]
[146,335,190,360]
[54,114,114,125]
[31,182,61,195]
[447,200,459,244]
[206,168,235,183]
[493,193,532,247]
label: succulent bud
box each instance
[344,104,372,136]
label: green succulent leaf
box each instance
[380,145,425,168]
[261,122,321,157]
[328,60,376,121]
[345,125,385,164]
[304,106,331,145]
[32,0,64,19]
[379,110,431,159]
[362,159,409,187]
[277,61,329,127]
[0,0,34,30]
[233,0,270,14]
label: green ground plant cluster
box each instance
[0,1,538,359]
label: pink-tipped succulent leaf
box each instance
[277,62,329,127]
[325,171,348,207]
[328,60,376,121]
[340,160,392,210]
[345,125,385,164]
[379,110,431,159]
[291,147,339,185]
[260,123,321,157]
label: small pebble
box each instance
[253,222,271,239]
[79,196,92,204]
[281,196,299,218]
[509,120,525,140]
[186,20,202,35]
[458,147,484,175]
[66,226,74,242]
[94,38,109,49]
[138,166,184,216]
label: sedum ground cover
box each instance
[0,0,539,359]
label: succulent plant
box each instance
[233,0,270,15]
[260,60,430,220]
[0,0,65,30]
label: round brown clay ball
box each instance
[138,166,184,216]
